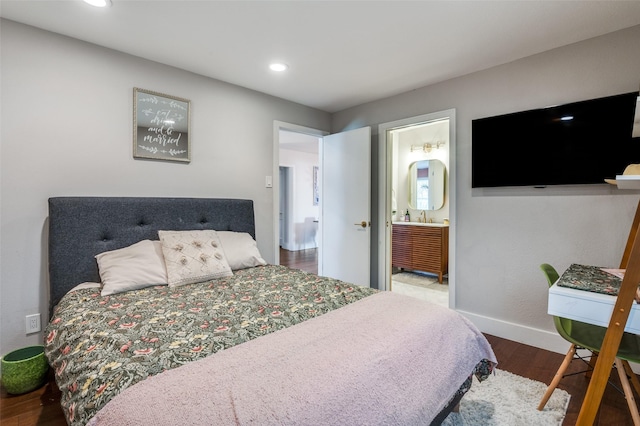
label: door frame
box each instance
[273,121,328,265]
[278,166,293,250]
[377,109,456,307]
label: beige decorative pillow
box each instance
[95,240,168,296]
[158,230,233,287]
[218,231,267,270]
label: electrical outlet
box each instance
[25,313,41,334]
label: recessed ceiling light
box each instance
[269,63,288,72]
[83,0,111,7]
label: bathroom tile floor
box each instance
[391,271,449,308]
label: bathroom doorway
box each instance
[378,110,456,308]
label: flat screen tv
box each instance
[472,91,640,188]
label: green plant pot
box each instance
[1,345,48,394]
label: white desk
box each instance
[548,282,640,334]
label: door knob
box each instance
[354,221,368,228]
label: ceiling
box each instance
[2,1,640,113]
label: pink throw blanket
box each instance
[88,292,497,425]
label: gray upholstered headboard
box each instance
[48,197,256,316]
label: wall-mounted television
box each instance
[472,91,640,188]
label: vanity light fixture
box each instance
[410,141,446,153]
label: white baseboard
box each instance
[280,243,318,252]
[458,310,640,374]
[458,309,576,355]
[280,242,295,251]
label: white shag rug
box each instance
[442,369,570,426]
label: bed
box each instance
[45,196,497,425]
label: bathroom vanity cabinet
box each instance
[392,224,449,283]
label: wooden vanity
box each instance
[392,223,449,283]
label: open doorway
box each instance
[388,119,450,308]
[378,109,456,308]
[274,122,372,287]
[277,129,321,274]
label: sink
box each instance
[392,221,448,227]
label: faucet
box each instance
[419,210,427,223]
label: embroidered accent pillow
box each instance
[158,230,233,287]
[217,231,267,270]
[95,240,168,296]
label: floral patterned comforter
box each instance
[45,265,377,425]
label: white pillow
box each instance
[218,231,267,270]
[95,240,168,296]
[158,230,233,287]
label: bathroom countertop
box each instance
[392,221,449,227]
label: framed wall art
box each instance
[133,88,191,163]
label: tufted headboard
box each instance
[48,197,256,316]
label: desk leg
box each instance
[622,360,640,397]
[615,358,640,425]
[586,352,598,379]
[538,344,576,411]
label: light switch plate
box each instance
[265,176,273,188]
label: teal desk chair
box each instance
[539,263,640,424]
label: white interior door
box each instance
[319,127,371,287]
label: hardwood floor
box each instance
[1,369,64,426]
[2,250,636,425]
[279,247,318,274]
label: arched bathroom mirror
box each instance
[408,159,445,210]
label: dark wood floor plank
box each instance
[279,247,317,274]
[0,370,64,425]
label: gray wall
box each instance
[3,17,640,357]
[333,25,640,350]
[0,19,330,355]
